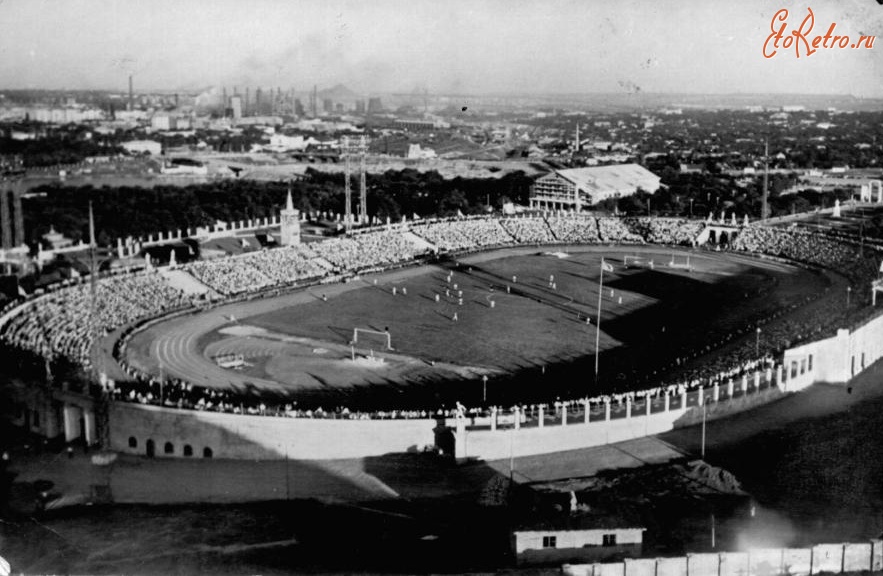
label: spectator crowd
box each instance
[2,213,881,424]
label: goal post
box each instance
[352,327,393,350]
[624,255,643,268]
[668,253,693,270]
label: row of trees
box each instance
[17,166,871,248]
[598,170,854,220]
[21,168,535,246]
[0,134,123,167]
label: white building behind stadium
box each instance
[530,164,661,211]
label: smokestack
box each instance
[762,139,769,220]
[128,74,134,111]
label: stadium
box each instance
[3,209,883,484]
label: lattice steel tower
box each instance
[341,136,369,230]
[359,135,368,224]
[343,136,353,230]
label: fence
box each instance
[562,540,883,576]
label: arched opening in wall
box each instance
[146,439,155,457]
[203,447,213,458]
[719,231,730,246]
[128,436,137,449]
[183,445,193,457]
[708,230,717,244]
[164,442,174,455]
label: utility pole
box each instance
[755,326,761,357]
[701,402,707,459]
[594,258,610,389]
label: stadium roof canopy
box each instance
[554,163,661,196]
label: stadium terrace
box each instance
[2,214,883,461]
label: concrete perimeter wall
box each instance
[783,312,883,385]
[563,540,883,576]
[109,402,439,460]
[458,311,883,461]
[106,290,883,462]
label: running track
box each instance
[123,245,813,394]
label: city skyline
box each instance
[0,0,881,97]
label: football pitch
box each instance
[177,246,827,408]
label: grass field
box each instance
[193,247,827,408]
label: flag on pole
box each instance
[601,260,614,273]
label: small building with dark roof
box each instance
[511,493,645,566]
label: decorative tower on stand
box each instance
[280,185,301,246]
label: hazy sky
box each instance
[1,0,881,96]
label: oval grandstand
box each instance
[2,214,883,454]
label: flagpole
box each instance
[594,258,605,387]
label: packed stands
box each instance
[627,217,704,246]
[545,214,601,243]
[411,218,513,251]
[188,257,274,296]
[4,214,883,423]
[732,226,878,284]
[597,217,645,243]
[499,217,556,244]
[311,231,423,271]
[1,272,192,367]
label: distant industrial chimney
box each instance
[312,84,318,117]
[575,123,580,152]
[128,74,134,111]
[762,139,770,220]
